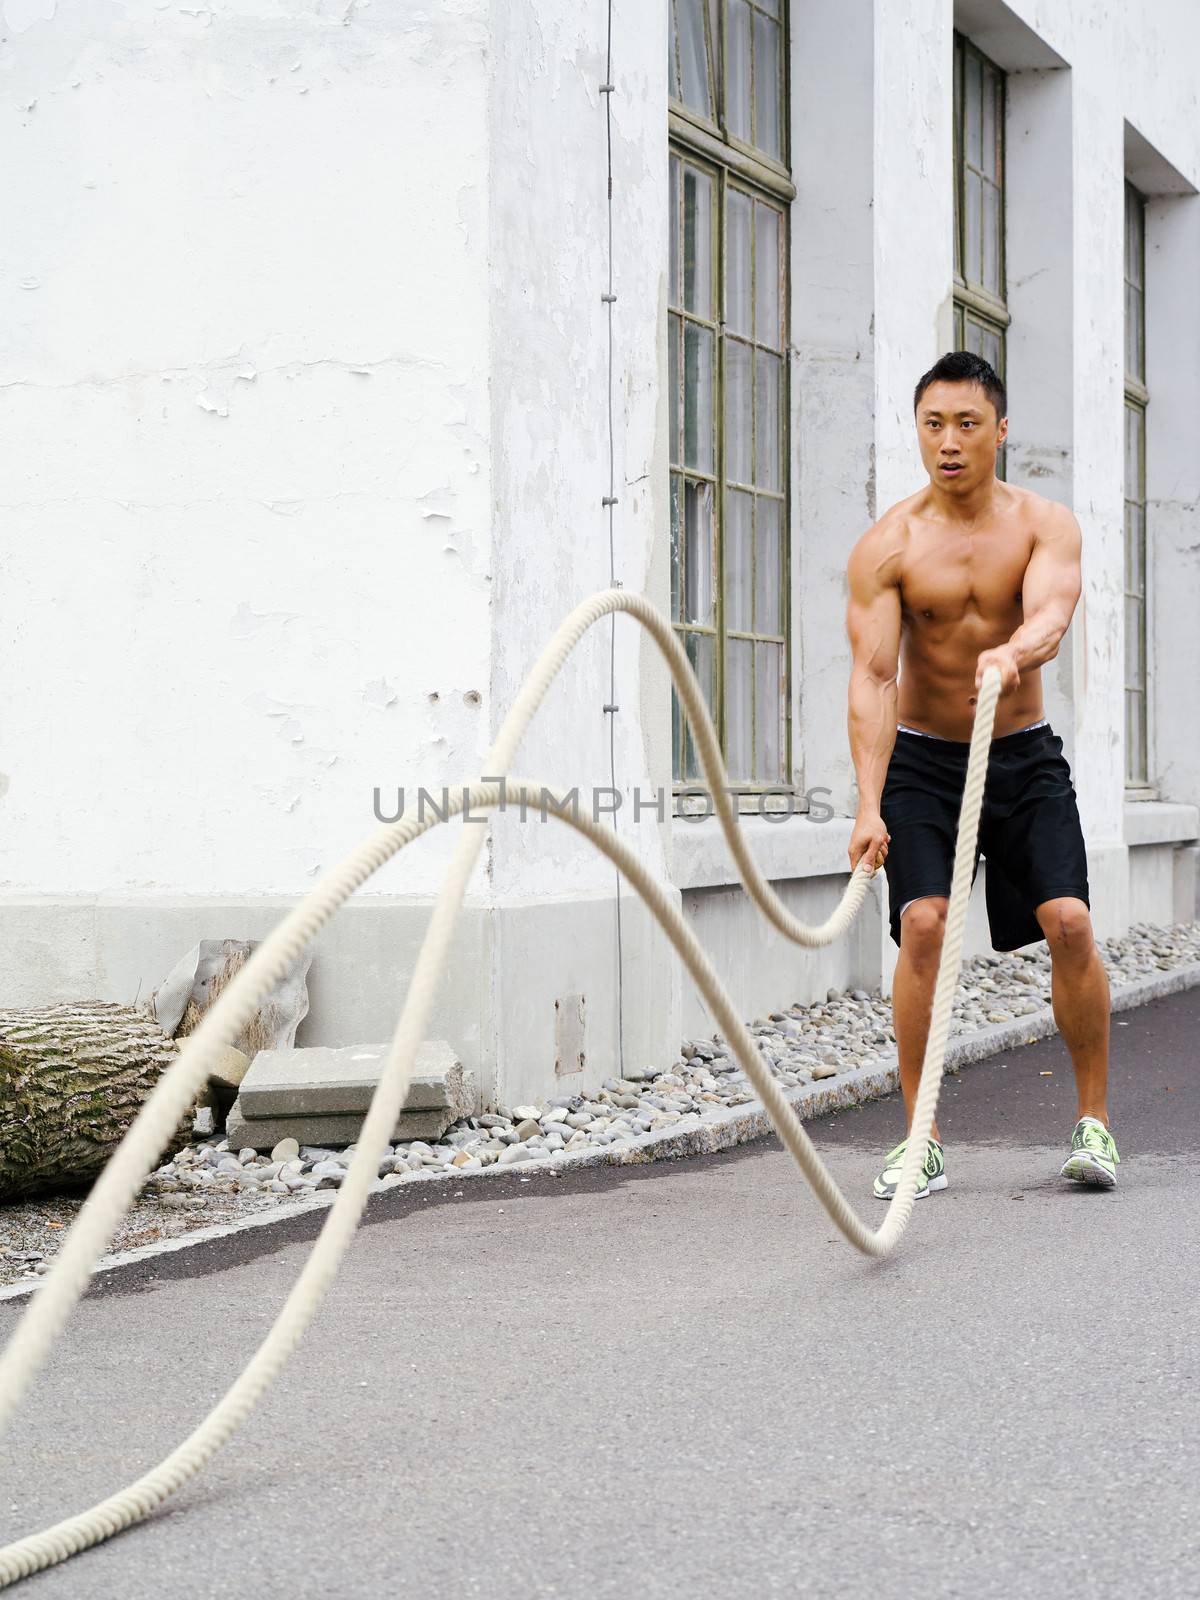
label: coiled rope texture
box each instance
[0,589,1000,1586]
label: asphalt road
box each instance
[3,985,1199,1599]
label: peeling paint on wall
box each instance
[3,0,56,35]
[362,678,398,710]
[420,487,455,520]
[230,603,299,638]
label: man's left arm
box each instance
[976,505,1083,693]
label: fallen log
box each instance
[0,1002,185,1202]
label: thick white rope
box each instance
[0,589,999,1585]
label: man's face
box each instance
[915,379,1008,494]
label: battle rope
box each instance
[0,588,1000,1585]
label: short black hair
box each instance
[913,350,1007,420]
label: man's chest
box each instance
[898,526,1034,626]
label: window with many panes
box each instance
[668,0,791,793]
[1123,181,1149,789]
[953,34,1008,470]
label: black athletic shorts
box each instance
[879,721,1090,952]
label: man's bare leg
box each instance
[891,896,949,1141]
[1035,896,1111,1124]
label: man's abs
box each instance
[895,631,1046,740]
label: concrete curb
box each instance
[3,959,1198,1304]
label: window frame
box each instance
[952,33,1009,482]
[669,0,793,191]
[1123,180,1153,796]
[669,146,723,790]
[668,0,794,806]
[952,32,1008,325]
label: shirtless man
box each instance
[845,350,1119,1199]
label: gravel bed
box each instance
[4,919,1199,1287]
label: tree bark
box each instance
[0,1002,184,1202]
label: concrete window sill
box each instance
[669,812,855,892]
[667,803,1199,894]
[1123,801,1200,848]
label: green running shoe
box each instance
[872,1135,947,1201]
[1060,1116,1120,1188]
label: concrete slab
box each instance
[224,1101,453,1151]
[207,1045,251,1093]
[238,1039,465,1117]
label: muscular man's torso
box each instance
[884,482,1049,741]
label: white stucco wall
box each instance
[484,0,679,1092]
[789,0,875,815]
[871,0,955,520]
[485,0,670,902]
[0,0,1196,1065]
[0,0,493,901]
[952,0,1200,944]
[866,0,1199,844]
[1146,191,1200,812]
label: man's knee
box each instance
[900,896,949,959]
[1037,896,1094,956]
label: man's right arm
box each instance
[845,526,902,871]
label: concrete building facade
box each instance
[1,0,1197,1108]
